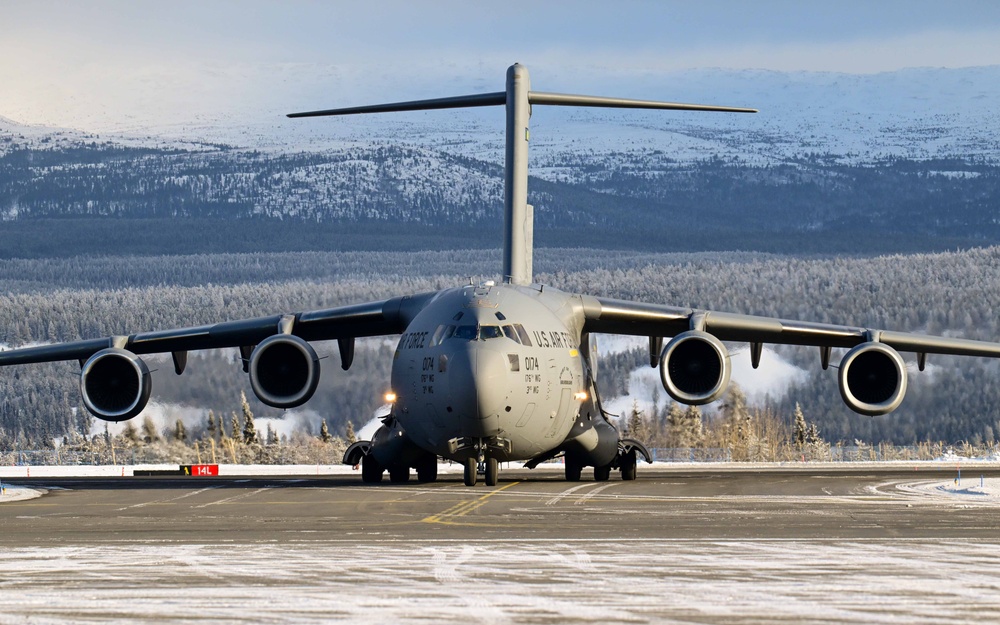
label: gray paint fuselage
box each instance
[390,282,587,462]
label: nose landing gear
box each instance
[464,455,500,487]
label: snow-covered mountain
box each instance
[3,63,1000,170]
[3,64,1000,259]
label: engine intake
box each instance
[659,330,731,405]
[249,335,320,408]
[838,342,907,416]
[80,348,152,422]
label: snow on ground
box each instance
[895,477,1000,504]
[0,484,44,502]
[0,539,998,624]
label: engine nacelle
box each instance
[659,330,731,405]
[248,334,320,409]
[80,348,152,422]
[838,342,907,416]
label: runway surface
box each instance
[2,466,1000,623]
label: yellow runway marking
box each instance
[422,482,520,525]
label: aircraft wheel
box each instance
[484,457,499,486]
[463,457,478,486]
[621,451,637,481]
[389,465,410,483]
[416,456,438,483]
[361,455,383,483]
[594,464,611,482]
[564,457,583,482]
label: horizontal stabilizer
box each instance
[288,92,506,118]
[528,91,757,113]
[288,90,755,118]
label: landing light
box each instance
[574,391,588,401]
[384,391,397,403]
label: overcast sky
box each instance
[5,0,1000,71]
[3,1,1000,129]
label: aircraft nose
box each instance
[448,342,508,437]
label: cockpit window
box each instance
[502,325,520,343]
[447,324,506,341]
[480,326,503,340]
[514,324,533,346]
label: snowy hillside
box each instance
[3,64,1000,169]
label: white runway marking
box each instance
[116,485,225,511]
[194,486,274,509]
[545,482,602,506]
[574,482,618,505]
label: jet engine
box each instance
[248,334,321,408]
[659,330,731,404]
[838,342,907,416]
[80,348,152,422]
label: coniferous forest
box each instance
[3,128,1000,456]
[3,247,1000,452]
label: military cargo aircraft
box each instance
[3,64,1000,486]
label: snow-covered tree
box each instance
[793,403,807,450]
[240,391,257,444]
[174,419,187,442]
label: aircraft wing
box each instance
[0,293,435,367]
[583,296,1000,358]
[583,295,1000,416]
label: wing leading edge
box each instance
[582,295,1000,416]
[0,293,436,367]
[583,296,1000,358]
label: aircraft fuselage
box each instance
[389,282,589,463]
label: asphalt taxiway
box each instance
[3,466,1000,543]
[2,466,999,624]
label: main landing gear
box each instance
[563,445,643,482]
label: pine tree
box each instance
[174,419,187,442]
[666,403,686,447]
[122,421,140,444]
[683,404,703,446]
[206,410,216,441]
[141,416,160,444]
[793,403,807,450]
[266,423,278,446]
[230,413,241,445]
[345,420,356,444]
[240,391,257,444]
[806,423,821,446]
[720,382,748,424]
[320,419,331,443]
[627,400,648,441]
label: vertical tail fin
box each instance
[288,64,756,285]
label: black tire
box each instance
[594,464,611,482]
[361,454,383,483]
[621,451,637,481]
[485,457,499,486]
[416,456,438,483]
[564,457,583,482]
[463,457,478,486]
[389,465,410,483]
